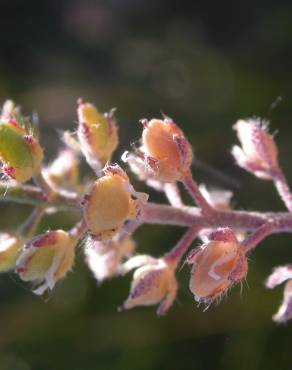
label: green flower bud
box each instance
[83,164,148,241]
[16,230,75,295]
[77,99,118,170]
[0,120,43,182]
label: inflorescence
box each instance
[0,100,291,322]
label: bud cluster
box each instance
[0,99,291,325]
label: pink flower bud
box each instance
[121,255,177,315]
[266,265,292,322]
[83,164,148,241]
[139,118,193,182]
[0,233,23,272]
[85,235,135,283]
[16,230,75,295]
[232,119,279,179]
[188,228,248,303]
[77,99,118,170]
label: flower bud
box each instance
[83,164,148,241]
[140,118,193,182]
[232,118,279,179]
[43,149,79,191]
[121,255,177,315]
[16,230,75,295]
[0,119,43,183]
[85,235,135,283]
[0,233,23,272]
[188,228,248,303]
[266,265,292,322]
[77,99,118,170]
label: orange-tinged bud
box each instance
[16,230,75,295]
[43,149,79,191]
[232,118,279,179]
[188,228,248,303]
[0,233,23,272]
[121,255,178,315]
[140,118,193,182]
[85,235,135,283]
[83,164,148,241]
[77,99,118,170]
[0,119,43,183]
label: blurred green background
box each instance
[0,0,292,369]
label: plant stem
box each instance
[142,204,292,233]
[241,222,275,252]
[17,204,46,238]
[33,171,55,200]
[163,183,183,207]
[272,169,292,213]
[182,172,213,215]
[164,226,199,266]
[0,181,46,205]
[0,181,80,210]
[69,219,88,242]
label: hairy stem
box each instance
[142,203,292,233]
[182,172,214,215]
[0,181,80,210]
[241,222,276,252]
[69,219,88,242]
[163,183,183,207]
[17,204,46,238]
[33,171,55,200]
[0,181,46,205]
[164,226,199,266]
[272,169,292,213]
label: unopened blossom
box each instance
[266,265,292,322]
[121,255,178,315]
[0,116,43,182]
[232,118,279,179]
[139,118,193,182]
[16,230,75,295]
[188,228,248,304]
[77,99,118,170]
[0,233,23,272]
[83,164,148,241]
[43,148,79,191]
[85,235,135,283]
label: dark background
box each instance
[0,1,292,369]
